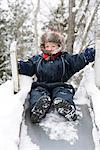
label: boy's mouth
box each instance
[43,47,62,55]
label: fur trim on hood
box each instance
[40,30,65,54]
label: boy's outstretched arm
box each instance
[65,47,95,76]
[18,59,35,76]
[18,55,40,76]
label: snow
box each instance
[0,65,100,150]
[0,75,32,150]
[19,121,39,150]
[39,111,81,145]
[78,64,100,128]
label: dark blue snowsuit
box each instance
[18,49,95,110]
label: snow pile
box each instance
[75,64,100,150]
[86,68,100,129]
[0,80,21,150]
[0,75,32,150]
[39,109,82,145]
[78,64,100,131]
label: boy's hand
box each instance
[84,48,95,62]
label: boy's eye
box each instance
[45,46,49,48]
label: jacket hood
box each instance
[40,30,65,54]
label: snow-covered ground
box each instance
[0,76,32,150]
[0,65,100,150]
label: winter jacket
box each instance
[18,51,90,85]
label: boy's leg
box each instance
[52,86,77,121]
[29,86,51,123]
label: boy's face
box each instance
[45,42,59,53]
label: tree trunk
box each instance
[66,0,75,53]
[33,0,40,55]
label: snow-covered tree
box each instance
[7,0,35,59]
[0,8,11,84]
[0,0,35,84]
[41,0,100,53]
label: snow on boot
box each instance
[30,96,51,123]
[54,98,77,121]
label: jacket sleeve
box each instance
[18,56,39,76]
[64,52,89,75]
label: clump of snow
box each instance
[39,109,82,145]
[72,6,79,13]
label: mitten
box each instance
[84,48,95,62]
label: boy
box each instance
[18,30,95,123]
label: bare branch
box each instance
[77,0,90,29]
[80,2,100,52]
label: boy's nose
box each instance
[47,47,52,51]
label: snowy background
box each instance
[0,0,100,149]
[0,64,100,150]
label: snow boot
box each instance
[54,98,77,121]
[30,96,51,123]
